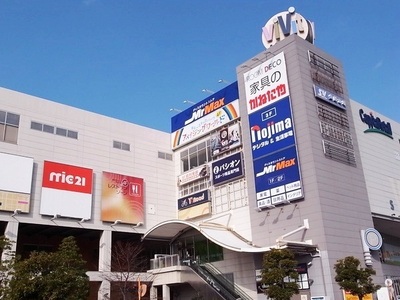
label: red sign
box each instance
[42,161,93,194]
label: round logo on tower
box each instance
[261,7,315,49]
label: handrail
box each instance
[201,263,253,300]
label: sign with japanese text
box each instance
[178,165,209,186]
[253,145,303,208]
[40,161,93,219]
[171,82,240,149]
[212,152,244,185]
[101,171,144,224]
[243,52,289,114]
[249,96,295,159]
[313,84,346,110]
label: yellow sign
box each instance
[343,291,373,300]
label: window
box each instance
[113,140,130,151]
[0,110,20,144]
[30,121,78,139]
[158,151,173,161]
[56,127,67,137]
[43,124,54,134]
[180,140,211,172]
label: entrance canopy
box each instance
[142,219,318,254]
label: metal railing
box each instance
[200,263,253,300]
[150,254,180,269]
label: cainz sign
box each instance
[359,109,393,139]
[261,7,315,49]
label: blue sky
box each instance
[0,1,398,132]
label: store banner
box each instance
[244,51,289,114]
[253,145,303,208]
[249,96,295,159]
[212,152,244,185]
[40,161,93,219]
[171,82,240,149]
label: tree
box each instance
[8,236,89,300]
[0,236,16,298]
[103,240,152,300]
[334,256,381,300]
[261,248,299,300]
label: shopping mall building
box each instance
[0,7,399,300]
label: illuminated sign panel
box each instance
[171,82,239,149]
[249,96,295,159]
[0,152,33,213]
[254,146,302,208]
[101,171,144,224]
[261,7,314,49]
[243,52,289,114]
[40,161,93,219]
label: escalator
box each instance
[186,262,253,300]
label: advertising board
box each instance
[101,171,144,224]
[40,161,93,219]
[171,82,239,149]
[0,152,33,213]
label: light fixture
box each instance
[202,89,214,94]
[132,222,144,228]
[307,262,312,267]
[11,209,22,217]
[51,214,60,220]
[111,220,122,226]
[169,108,182,112]
[218,79,230,84]
[391,213,396,217]
[183,100,195,104]
[79,218,90,223]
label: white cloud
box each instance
[374,60,383,69]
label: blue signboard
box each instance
[171,82,239,133]
[253,145,303,208]
[249,96,295,160]
[212,152,244,185]
[313,84,346,110]
[177,190,210,210]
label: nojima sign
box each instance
[262,7,315,49]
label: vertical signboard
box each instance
[0,152,33,213]
[40,161,93,219]
[101,171,144,224]
[243,52,304,209]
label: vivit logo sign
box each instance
[261,7,315,49]
[359,109,393,139]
